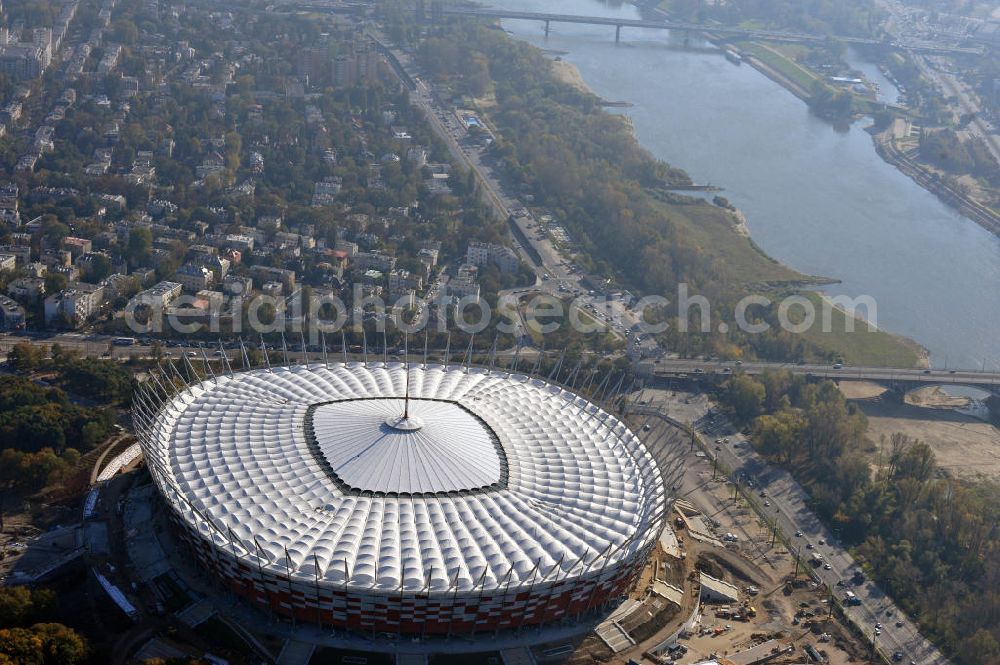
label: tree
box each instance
[0,588,54,627]
[43,273,67,295]
[725,374,765,426]
[753,410,805,465]
[126,228,152,267]
[0,623,87,665]
[32,623,87,665]
[41,217,69,248]
[7,343,45,373]
[83,254,112,282]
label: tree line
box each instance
[720,371,1000,664]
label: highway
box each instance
[635,398,953,665]
[641,358,1000,389]
[385,36,663,351]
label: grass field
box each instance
[657,198,814,288]
[792,291,926,367]
[739,42,821,92]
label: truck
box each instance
[844,591,861,606]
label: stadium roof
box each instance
[309,397,506,494]
[145,363,665,592]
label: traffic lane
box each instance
[722,450,932,661]
[701,422,930,659]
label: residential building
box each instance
[0,294,25,330]
[251,266,296,292]
[312,177,343,207]
[466,241,520,273]
[354,251,396,272]
[388,269,423,295]
[222,274,253,297]
[0,44,45,80]
[0,245,30,266]
[447,264,480,303]
[134,281,182,309]
[63,236,93,257]
[44,283,106,328]
[174,263,215,292]
[7,277,46,300]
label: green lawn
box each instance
[739,42,821,92]
[793,291,925,367]
[656,198,813,287]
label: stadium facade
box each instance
[133,360,668,636]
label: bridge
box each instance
[639,358,1000,392]
[433,6,984,56]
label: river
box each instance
[488,0,1000,370]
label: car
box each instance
[875,628,881,636]
[693,368,704,374]
[818,538,825,545]
[896,621,904,628]
[832,362,843,369]
[824,563,832,570]
[893,652,904,662]
[795,530,803,537]
[806,543,815,549]
[763,500,771,507]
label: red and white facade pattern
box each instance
[173,513,653,634]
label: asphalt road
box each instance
[642,358,1000,387]
[396,42,663,354]
[636,394,952,665]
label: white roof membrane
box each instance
[147,363,665,593]
[309,398,504,494]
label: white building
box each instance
[44,283,105,328]
[466,241,520,273]
[134,281,183,309]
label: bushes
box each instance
[720,371,1000,665]
[0,376,116,454]
[0,589,85,665]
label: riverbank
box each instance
[540,51,930,367]
[637,2,1000,241]
[550,56,634,107]
[809,292,929,368]
[550,56,589,93]
[872,126,1000,237]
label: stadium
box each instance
[132,359,669,636]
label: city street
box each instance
[636,387,952,665]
